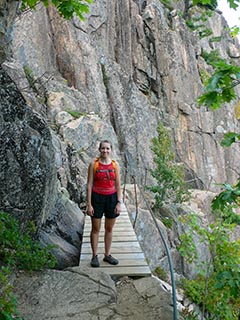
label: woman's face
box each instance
[99,142,112,158]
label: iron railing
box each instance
[122,155,178,320]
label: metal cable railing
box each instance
[122,155,178,320]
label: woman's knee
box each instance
[105,220,115,233]
[91,218,101,233]
[105,226,113,233]
[91,227,100,234]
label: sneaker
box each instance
[91,255,100,268]
[103,254,119,265]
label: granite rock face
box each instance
[0,0,240,272]
[0,67,56,227]
[0,0,19,62]
[11,0,240,189]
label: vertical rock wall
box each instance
[11,0,240,190]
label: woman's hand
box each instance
[114,202,121,214]
[86,204,94,216]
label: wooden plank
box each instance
[83,229,134,235]
[80,252,146,261]
[82,241,141,247]
[84,225,134,232]
[84,219,133,227]
[83,235,138,242]
[80,259,148,267]
[83,229,137,236]
[81,244,142,254]
[83,230,135,237]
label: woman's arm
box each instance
[86,161,94,216]
[115,162,122,211]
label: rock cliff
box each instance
[1,0,240,271]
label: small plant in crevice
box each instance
[161,216,173,229]
[159,0,174,11]
[23,65,36,91]
[209,36,222,43]
[65,109,85,119]
[154,266,168,281]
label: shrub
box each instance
[179,213,240,319]
[0,267,22,320]
[0,212,57,319]
[148,122,190,208]
[0,212,56,271]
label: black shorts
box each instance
[91,191,119,219]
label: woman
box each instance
[86,140,122,267]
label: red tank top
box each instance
[92,162,116,195]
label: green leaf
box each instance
[22,0,92,20]
[227,0,239,9]
[221,132,240,147]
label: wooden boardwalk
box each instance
[79,204,151,277]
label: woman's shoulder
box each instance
[89,158,97,167]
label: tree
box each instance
[198,50,240,110]
[21,0,93,20]
[179,212,240,319]
[148,122,190,208]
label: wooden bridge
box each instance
[79,203,151,277]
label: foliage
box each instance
[0,212,57,319]
[230,25,240,38]
[161,216,174,228]
[148,122,190,208]
[23,65,35,89]
[178,212,240,319]
[211,180,240,222]
[220,132,240,147]
[0,212,56,271]
[65,109,84,119]
[181,308,199,320]
[186,10,213,39]
[159,0,174,10]
[212,180,240,210]
[209,36,222,43]
[226,0,240,10]
[0,267,22,320]
[154,266,168,281]
[198,54,240,109]
[192,0,218,10]
[21,0,92,20]
[183,0,240,118]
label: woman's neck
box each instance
[99,156,111,164]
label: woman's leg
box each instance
[90,218,101,256]
[104,218,116,256]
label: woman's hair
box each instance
[99,140,112,150]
